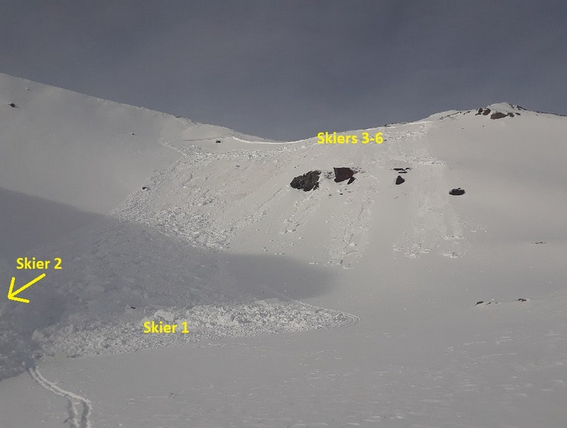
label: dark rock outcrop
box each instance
[477,108,516,120]
[395,175,405,185]
[476,108,492,116]
[490,112,508,119]
[333,167,355,183]
[9,103,16,108]
[290,171,321,191]
[449,188,465,196]
[393,167,410,174]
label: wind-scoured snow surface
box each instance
[1,74,567,427]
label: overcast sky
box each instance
[1,1,566,140]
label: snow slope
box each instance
[1,73,567,428]
[0,73,178,214]
[0,74,352,380]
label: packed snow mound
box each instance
[35,300,355,358]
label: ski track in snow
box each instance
[386,121,470,258]
[28,366,92,428]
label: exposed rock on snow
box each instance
[395,175,405,185]
[476,107,491,116]
[333,167,355,183]
[449,188,465,195]
[490,111,514,119]
[290,170,321,191]
[475,298,529,306]
[290,167,357,192]
[393,167,410,174]
[476,103,520,119]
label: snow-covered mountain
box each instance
[1,73,566,427]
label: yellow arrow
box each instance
[7,273,46,303]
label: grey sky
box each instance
[1,1,566,140]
